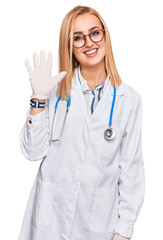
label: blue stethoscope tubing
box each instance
[51,86,116,142]
[55,95,71,109]
[104,85,116,140]
[50,94,71,142]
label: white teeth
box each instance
[85,49,97,55]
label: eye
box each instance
[73,35,83,41]
[91,30,100,36]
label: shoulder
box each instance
[118,81,142,109]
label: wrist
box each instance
[30,99,46,108]
[29,107,45,115]
[31,98,46,102]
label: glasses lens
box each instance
[73,29,105,48]
[90,29,104,42]
[73,35,84,48]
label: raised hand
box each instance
[25,50,66,100]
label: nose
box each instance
[84,35,94,47]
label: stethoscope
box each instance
[50,85,116,142]
[50,94,71,142]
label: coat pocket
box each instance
[31,179,56,227]
[89,188,118,233]
[100,127,124,164]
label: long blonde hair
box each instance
[57,5,122,99]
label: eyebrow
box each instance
[73,26,99,35]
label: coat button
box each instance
[29,119,32,124]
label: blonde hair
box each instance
[57,5,122,99]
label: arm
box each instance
[20,50,66,160]
[19,99,50,161]
[114,95,145,238]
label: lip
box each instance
[84,48,98,57]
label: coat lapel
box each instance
[71,71,89,125]
[71,68,125,125]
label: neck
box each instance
[80,61,107,90]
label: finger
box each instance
[40,50,46,68]
[25,59,33,74]
[46,52,52,68]
[33,52,39,69]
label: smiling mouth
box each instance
[84,48,98,55]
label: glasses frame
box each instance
[73,29,105,48]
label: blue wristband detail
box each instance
[30,99,46,108]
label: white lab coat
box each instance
[18,69,145,240]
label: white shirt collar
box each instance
[77,65,109,92]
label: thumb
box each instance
[51,71,66,89]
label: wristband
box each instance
[30,99,46,108]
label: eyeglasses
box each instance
[73,29,105,48]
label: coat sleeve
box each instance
[113,233,130,240]
[19,99,50,161]
[114,95,145,238]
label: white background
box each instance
[0,0,162,239]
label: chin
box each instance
[81,58,105,68]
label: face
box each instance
[72,13,106,68]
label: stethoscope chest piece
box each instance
[104,127,115,140]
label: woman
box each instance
[18,5,145,240]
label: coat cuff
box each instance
[26,107,46,124]
[114,221,134,238]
